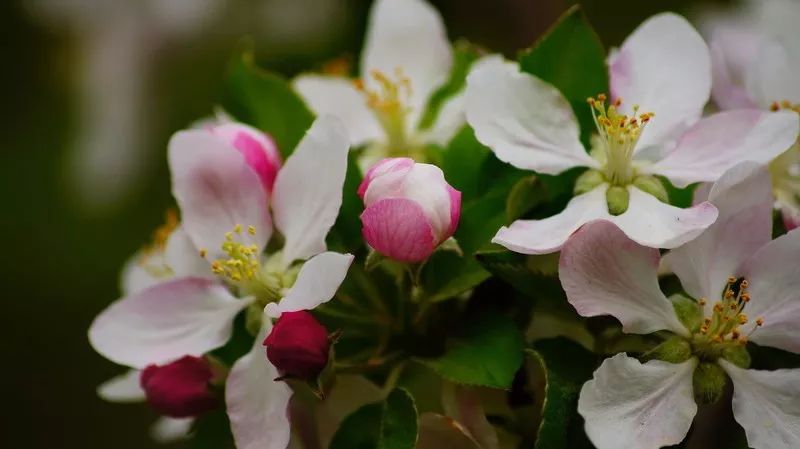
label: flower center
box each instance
[695,276,764,350]
[587,94,654,186]
[208,224,261,283]
[139,209,179,278]
[355,68,414,154]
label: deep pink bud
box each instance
[358,158,461,262]
[782,208,800,231]
[140,356,218,418]
[263,311,330,380]
[210,123,282,194]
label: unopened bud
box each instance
[140,356,219,418]
[264,311,330,381]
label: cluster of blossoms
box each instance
[88,0,800,448]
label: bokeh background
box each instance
[1,0,731,447]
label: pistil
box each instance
[356,68,414,154]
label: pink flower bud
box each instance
[358,158,461,262]
[210,123,282,194]
[140,356,218,418]
[263,311,330,381]
[782,208,800,231]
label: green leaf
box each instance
[518,5,608,146]
[420,313,524,389]
[418,42,482,131]
[223,49,314,158]
[330,388,419,449]
[475,250,562,299]
[328,151,365,252]
[527,339,597,449]
[419,251,490,303]
[188,409,236,449]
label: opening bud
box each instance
[264,311,331,381]
[140,356,220,418]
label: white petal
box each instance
[646,110,800,187]
[168,130,271,259]
[748,38,800,108]
[150,417,194,443]
[164,226,213,278]
[465,57,595,175]
[738,228,800,353]
[96,370,145,403]
[721,361,800,449]
[361,0,452,123]
[708,27,760,110]
[120,252,162,296]
[663,163,772,310]
[560,220,688,336]
[423,91,466,146]
[493,185,717,254]
[610,187,719,250]
[293,75,384,147]
[89,277,250,369]
[610,13,711,151]
[265,252,354,318]
[578,354,697,449]
[272,116,350,265]
[226,312,293,449]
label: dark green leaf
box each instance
[328,151,365,252]
[527,338,597,449]
[420,313,524,389]
[420,251,490,303]
[329,388,419,449]
[518,5,608,145]
[418,42,482,131]
[188,409,236,449]
[475,250,562,299]
[223,49,314,158]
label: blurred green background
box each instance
[1,0,729,447]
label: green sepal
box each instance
[722,345,752,369]
[693,362,728,405]
[633,175,669,203]
[648,336,692,364]
[605,186,629,216]
[573,169,605,195]
[670,294,703,333]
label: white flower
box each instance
[89,116,354,449]
[464,12,799,254]
[560,163,800,449]
[293,0,465,164]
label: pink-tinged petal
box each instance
[357,157,414,199]
[708,27,760,110]
[663,163,772,311]
[164,226,213,279]
[782,208,800,231]
[493,185,717,254]
[612,188,718,249]
[578,354,697,449]
[397,163,457,241]
[265,251,354,318]
[293,75,384,147]
[610,13,711,152]
[447,185,462,236]
[465,57,596,175]
[361,197,437,262]
[720,361,800,449]
[226,313,293,449]
[88,277,251,369]
[168,130,271,260]
[211,123,282,194]
[120,252,162,296]
[560,220,688,336]
[493,186,609,255]
[272,116,350,265]
[738,228,800,353]
[97,370,145,403]
[361,0,452,125]
[646,110,799,187]
[748,38,800,108]
[150,417,194,443]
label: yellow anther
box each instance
[699,298,707,306]
[209,225,263,284]
[739,314,749,325]
[234,224,242,234]
[756,317,764,326]
[248,225,256,236]
[199,248,207,258]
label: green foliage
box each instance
[418,41,482,131]
[518,5,608,146]
[420,313,525,389]
[223,49,314,158]
[329,388,419,449]
[475,250,563,300]
[527,338,597,449]
[188,410,236,449]
[419,251,491,303]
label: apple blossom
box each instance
[358,157,461,262]
[294,0,467,165]
[465,12,799,254]
[89,116,354,449]
[559,163,800,449]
